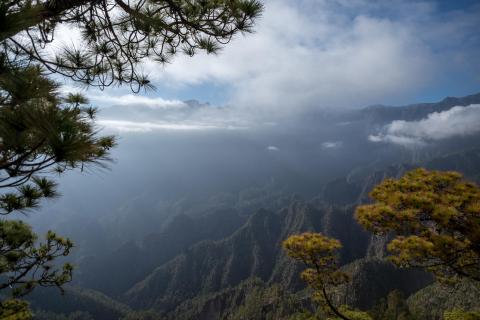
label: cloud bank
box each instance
[97,120,228,132]
[96,99,251,132]
[369,104,480,147]
[90,94,187,109]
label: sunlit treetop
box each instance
[283,232,349,289]
[283,232,352,320]
[356,168,480,282]
[283,232,342,271]
[0,0,263,92]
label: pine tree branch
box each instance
[0,0,92,42]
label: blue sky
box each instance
[436,0,479,12]
[58,0,480,121]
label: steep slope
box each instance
[123,200,399,312]
[424,148,480,181]
[124,202,337,310]
[407,280,480,319]
[337,258,432,310]
[77,207,246,297]
[28,286,131,320]
[164,278,304,320]
[124,207,288,311]
[320,148,480,209]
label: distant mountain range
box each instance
[359,92,480,123]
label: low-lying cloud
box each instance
[98,119,244,133]
[95,98,253,132]
[369,104,480,147]
[90,94,187,109]
[322,141,342,149]
[266,146,280,151]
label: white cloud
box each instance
[322,141,342,149]
[94,96,254,132]
[90,93,187,109]
[369,104,480,147]
[97,119,243,132]
[49,0,480,121]
[266,146,280,151]
[138,0,479,114]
